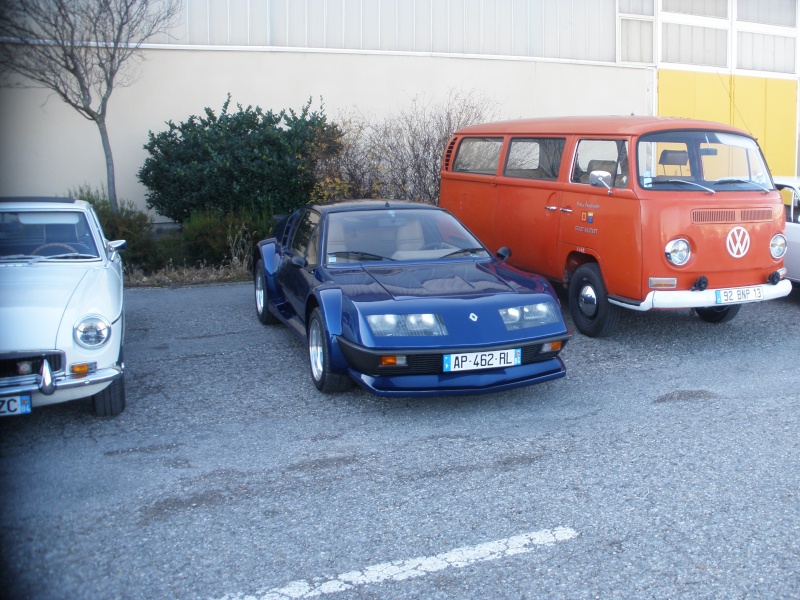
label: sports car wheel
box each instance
[308,307,352,393]
[92,374,126,417]
[568,263,620,338]
[255,260,279,325]
[694,304,741,324]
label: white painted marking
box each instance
[218,527,578,600]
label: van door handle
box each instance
[545,205,558,211]
[560,208,573,214]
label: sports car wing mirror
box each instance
[496,246,511,262]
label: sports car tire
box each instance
[568,263,620,338]
[255,259,279,325]
[308,307,353,393]
[92,374,126,417]
[694,304,741,324]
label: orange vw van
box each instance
[440,116,791,337]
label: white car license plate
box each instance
[443,349,521,372]
[715,286,764,304]
[0,395,32,417]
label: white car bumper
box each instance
[611,279,792,311]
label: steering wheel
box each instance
[32,242,78,256]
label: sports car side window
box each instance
[290,210,320,259]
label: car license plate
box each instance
[0,395,32,417]
[715,286,764,304]
[443,349,521,372]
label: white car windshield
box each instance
[325,208,488,264]
[637,131,773,193]
[0,211,100,260]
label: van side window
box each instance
[571,139,629,187]
[452,137,503,175]
[504,138,566,181]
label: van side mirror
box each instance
[496,246,511,262]
[589,171,613,194]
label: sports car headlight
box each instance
[665,238,691,266]
[499,303,560,330]
[73,315,111,349]
[366,313,448,337]
[770,234,787,259]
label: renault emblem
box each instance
[469,313,478,322]
[726,226,750,258]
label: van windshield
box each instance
[637,131,772,193]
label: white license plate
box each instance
[0,395,32,417]
[443,349,521,372]
[715,286,764,304]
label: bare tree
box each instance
[0,0,181,211]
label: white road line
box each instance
[219,527,578,600]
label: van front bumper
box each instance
[611,278,792,311]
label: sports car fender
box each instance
[314,287,349,372]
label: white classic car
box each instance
[773,177,800,283]
[0,197,127,416]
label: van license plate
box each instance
[715,286,764,304]
[0,395,32,417]
[443,349,521,372]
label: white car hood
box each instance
[0,264,121,351]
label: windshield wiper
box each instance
[442,247,488,258]
[0,254,40,261]
[328,250,395,262]
[663,179,715,194]
[42,253,98,260]
[713,178,771,193]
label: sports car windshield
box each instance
[0,211,100,260]
[637,131,773,193]
[325,208,489,264]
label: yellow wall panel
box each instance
[763,78,797,176]
[658,69,797,176]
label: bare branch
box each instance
[0,0,182,208]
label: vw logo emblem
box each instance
[726,226,750,258]
[469,313,478,322]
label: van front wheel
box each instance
[694,304,741,324]
[568,263,620,337]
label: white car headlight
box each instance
[770,233,787,259]
[74,315,111,349]
[499,303,560,330]
[366,313,448,337]
[665,238,691,266]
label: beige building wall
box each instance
[0,49,653,214]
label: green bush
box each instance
[180,209,273,269]
[70,184,164,272]
[138,95,341,223]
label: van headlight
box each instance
[665,238,691,265]
[74,315,111,349]
[499,303,560,330]
[770,234,787,259]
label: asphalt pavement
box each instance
[1,281,799,599]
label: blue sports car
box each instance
[252,201,571,396]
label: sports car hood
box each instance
[0,264,122,351]
[361,261,516,300]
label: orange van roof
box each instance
[452,115,751,137]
